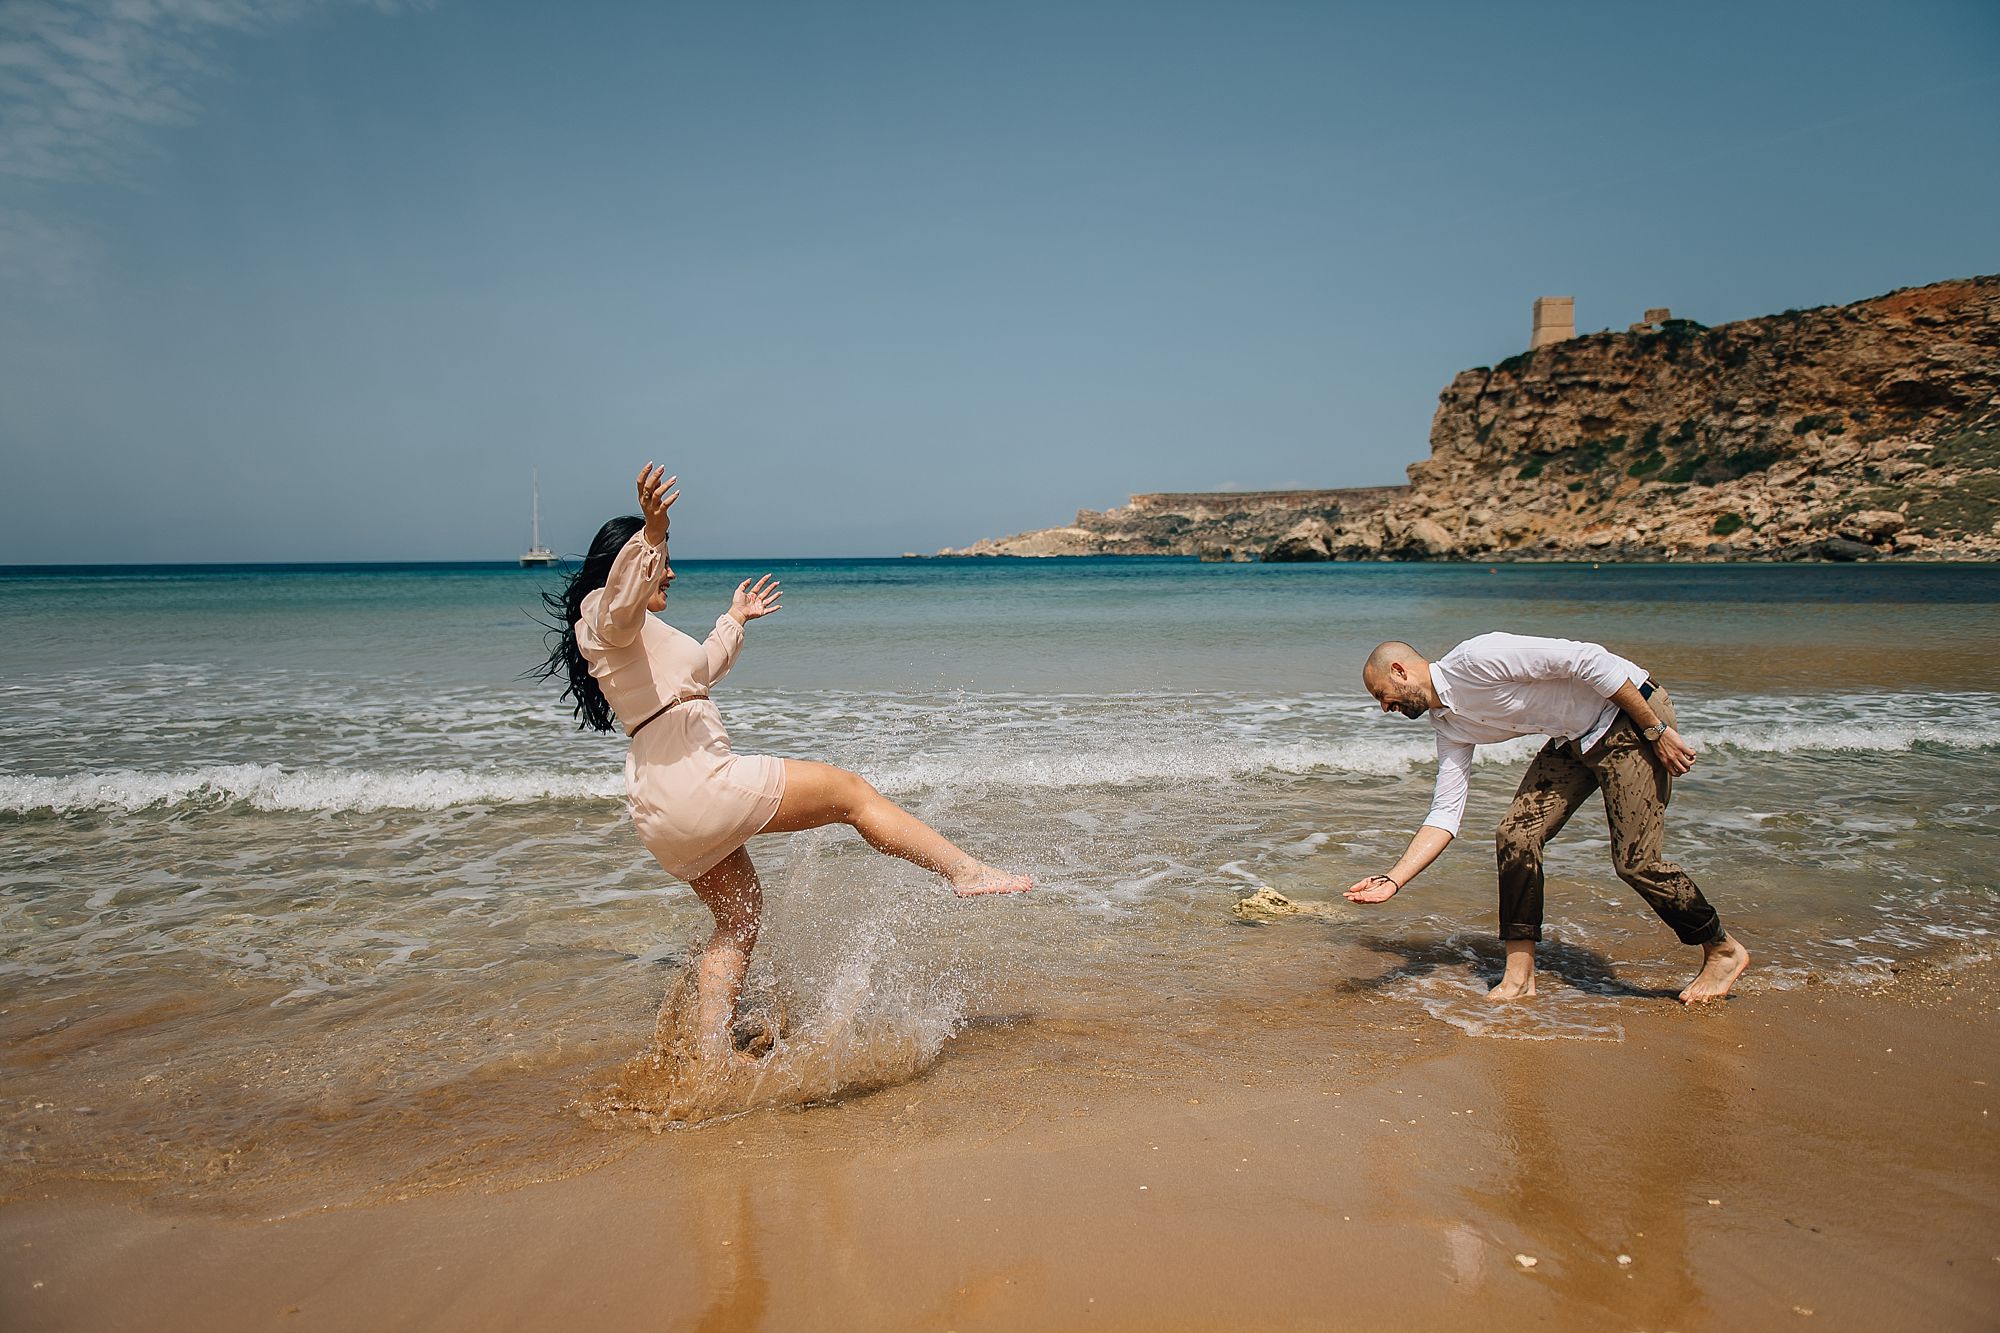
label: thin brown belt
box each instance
[627,689,710,739]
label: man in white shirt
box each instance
[1347,633,1750,1005]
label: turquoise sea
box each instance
[3,558,1997,1207]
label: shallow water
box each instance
[2,558,1996,1210]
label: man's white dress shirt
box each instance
[1421,632,1648,836]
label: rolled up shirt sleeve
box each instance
[1422,736,1476,837]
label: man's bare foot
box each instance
[1680,934,1750,1005]
[1487,939,1537,1001]
[946,860,1033,898]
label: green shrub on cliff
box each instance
[1701,444,1782,482]
[1907,476,1997,537]
[1660,455,1706,484]
[1934,424,1999,470]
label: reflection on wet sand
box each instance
[692,1180,768,1333]
[1463,1018,1728,1328]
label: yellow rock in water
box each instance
[1231,887,1338,922]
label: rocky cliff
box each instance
[941,486,1407,560]
[944,275,2000,561]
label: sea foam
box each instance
[6,692,1997,816]
[0,764,620,815]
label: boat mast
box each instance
[531,469,541,550]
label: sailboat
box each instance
[520,470,557,566]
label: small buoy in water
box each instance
[1617,1254,1632,1266]
[1515,1254,1538,1269]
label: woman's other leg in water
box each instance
[763,759,1032,896]
[685,845,763,1062]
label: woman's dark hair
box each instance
[534,515,646,732]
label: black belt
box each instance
[627,690,708,738]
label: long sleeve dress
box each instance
[575,531,787,881]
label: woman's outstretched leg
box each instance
[764,759,1031,896]
[685,846,764,1060]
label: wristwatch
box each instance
[1641,721,1669,742]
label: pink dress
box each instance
[576,531,787,881]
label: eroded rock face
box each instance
[1393,275,2000,562]
[942,488,1407,558]
[1386,515,1453,559]
[1264,518,1335,562]
[940,526,1104,557]
[1838,509,1907,543]
[943,276,2000,561]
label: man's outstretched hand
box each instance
[1344,874,1401,904]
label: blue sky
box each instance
[2,0,1995,561]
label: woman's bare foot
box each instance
[732,1016,778,1060]
[694,1034,768,1070]
[1680,934,1750,1005]
[1487,939,1537,1001]
[946,860,1033,898]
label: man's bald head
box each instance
[1363,641,1434,719]
[1363,640,1425,688]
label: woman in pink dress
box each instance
[538,464,1031,1060]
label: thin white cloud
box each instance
[0,0,414,297]
[0,0,410,185]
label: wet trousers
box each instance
[1494,687,1724,946]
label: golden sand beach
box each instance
[5,940,1993,1332]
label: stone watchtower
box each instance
[1531,296,1575,349]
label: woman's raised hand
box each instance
[729,574,782,626]
[636,463,679,543]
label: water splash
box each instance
[585,841,977,1129]
[587,928,964,1129]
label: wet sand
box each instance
[4,953,1995,1332]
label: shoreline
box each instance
[7,555,2000,575]
[929,551,2000,563]
[5,954,1995,1332]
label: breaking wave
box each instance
[1710,720,2000,754]
[6,689,1997,817]
[0,764,621,815]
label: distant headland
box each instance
[941,275,2000,562]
